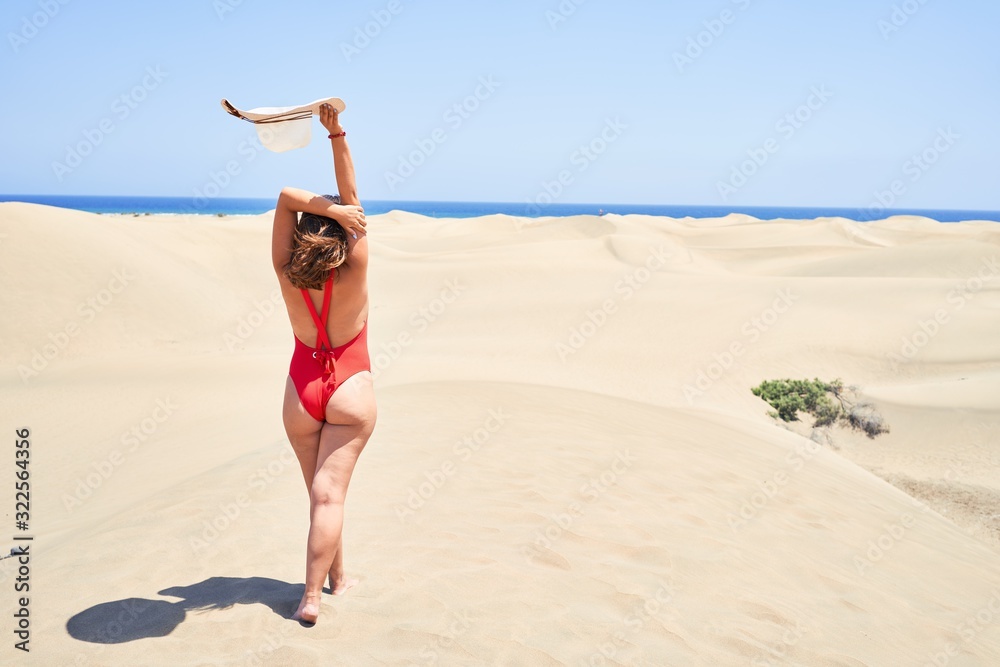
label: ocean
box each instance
[2,194,999,223]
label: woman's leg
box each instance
[282,376,324,492]
[283,377,347,587]
[293,372,376,623]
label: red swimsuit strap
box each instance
[300,272,334,350]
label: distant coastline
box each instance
[2,194,999,222]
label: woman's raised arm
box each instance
[319,104,360,207]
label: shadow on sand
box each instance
[66,576,324,643]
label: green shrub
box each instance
[751,377,888,438]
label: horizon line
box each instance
[1,194,999,214]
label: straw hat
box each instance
[220,97,346,152]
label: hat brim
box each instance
[220,97,346,123]
[220,97,347,152]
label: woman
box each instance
[270,103,374,624]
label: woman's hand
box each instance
[337,204,366,239]
[319,103,344,135]
[277,187,366,238]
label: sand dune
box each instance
[2,202,999,665]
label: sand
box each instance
[2,201,999,666]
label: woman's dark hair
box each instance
[284,195,348,290]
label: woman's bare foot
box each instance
[292,592,322,623]
[328,573,358,596]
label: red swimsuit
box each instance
[288,273,370,421]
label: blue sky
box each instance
[1,0,997,209]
